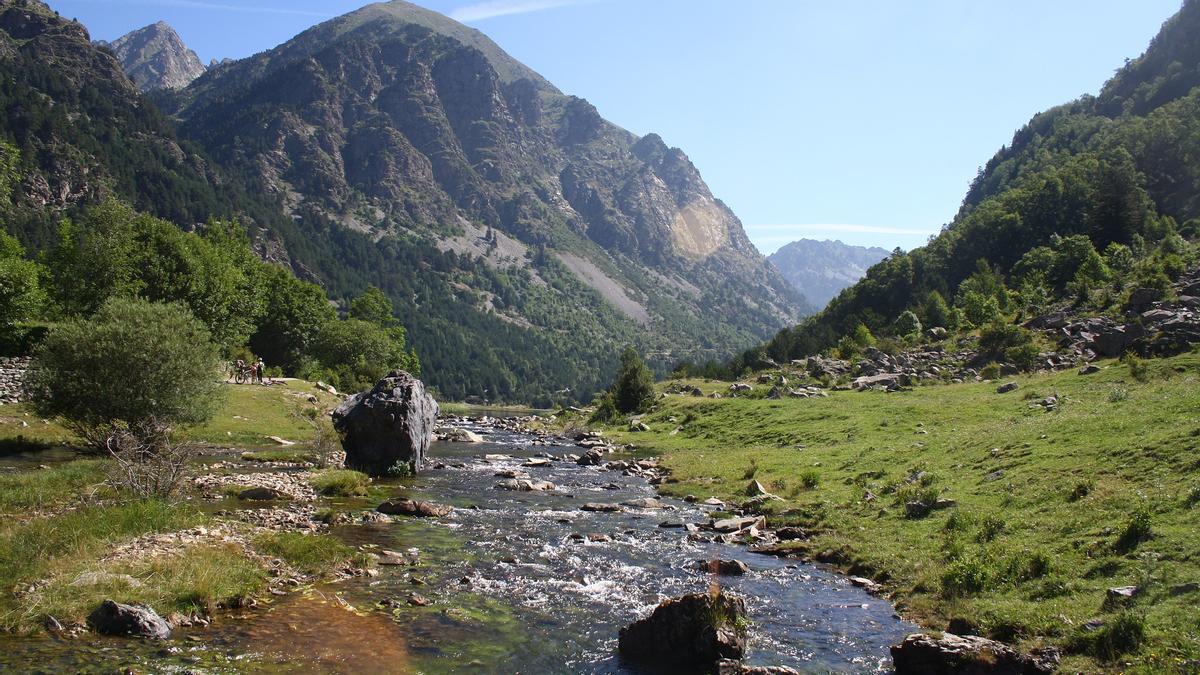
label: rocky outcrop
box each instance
[87,600,171,639]
[102,21,205,91]
[618,592,747,669]
[332,370,438,476]
[890,633,1059,674]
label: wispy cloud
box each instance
[100,0,332,17]
[449,0,592,22]
[747,223,934,236]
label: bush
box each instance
[979,322,1034,360]
[978,515,1006,542]
[1069,612,1146,661]
[0,232,43,333]
[1117,508,1153,551]
[942,555,990,597]
[1068,480,1093,502]
[1122,353,1150,383]
[26,299,222,496]
[980,363,1001,380]
[608,347,656,415]
[799,469,821,489]
[309,470,370,497]
[893,311,922,338]
[1004,342,1041,372]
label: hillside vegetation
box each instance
[758,0,1200,369]
[597,353,1200,672]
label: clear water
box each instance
[0,421,914,673]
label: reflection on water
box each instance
[0,421,914,674]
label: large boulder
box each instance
[619,592,747,668]
[87,599,171,639]
[891,633,1059,674]
[332,370,438,476]
[377,498,452,518]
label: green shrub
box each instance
[309,470,370,497]
[1122,353,1150,383]
[1004,342,1041,372]
[1069,612,1146,661]
[742,460,758,480]
[980,363,1001,380]
[979,322,1034,361]
[1023,549,1053,579]
[1116,508,1153,551]
[942,555,990,597]
[26,298,223,451]
[979,515,1006,542]
[1187,485,1200,507]
[1068,480,1093,502]
[799,469,821,489]
[893,311,922,338]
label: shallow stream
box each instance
[0,419,914,673]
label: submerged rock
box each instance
[377,498,452,518]
[891,632,1059,674]
[87,600,171,639]
[332,370,438,476]
[618,591,747,668]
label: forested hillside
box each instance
[762,0,1200,364]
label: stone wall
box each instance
[0,356,30,405]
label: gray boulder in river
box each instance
[332,370,438,476]
[618,591,747,668]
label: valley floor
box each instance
[592,352,1200,672]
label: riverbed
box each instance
[0,418,914,673]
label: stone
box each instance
[746,480,772,497]
[238,487,290,501]
[890,633,1059,674]
[1104,585,1139,608]
[87,600,171,639]
[495,478,556,492]
[267,436,295,446]
[442,428,484,443]
[1079,364,1101,375]
[332,370,438,476]
[849,576,882,594]
[996,382,1019,394]
[580,502,623,512]
[622,497,669,509]
[717,660,801,675]
[618,592,747,668]
[577,449,604,466]
[712,516,766,533]
[775,527,808,541]
[377,498,452,518]
[697,559,750,576]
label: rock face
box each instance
[102,21,206,91]
[0,356,30,405]
[332,370,438,476]
[87,600,171,639]
[768,239,890,309]
[891,633,1059,674]
[619,592,748,668]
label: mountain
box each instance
[157,0,808,402]
[1,0,806,404]
[101,21,205,91]
[768,239,890,308]
[763,0,1200,362]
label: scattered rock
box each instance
[1079,364,1101,375]
[332,370,438,476]
[618,591,747,668]
[238,486,291,501]
[891,632,1059,674]
[848,576,882,594]
[717,660,801,675]
[712,516,765,533]
[495,478,556,492]
[621,497,669,509]
[577,449,604,466]
[775,527,808,541]
[697,559,750,576]
[580,503,623,512]
[441,428,484,443]
[996,382,1019,394]
[377,498,452,518]
[87,600,171,639]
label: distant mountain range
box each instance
[98,21,205,91]
[768,239,890,309]
[0,0,810,403]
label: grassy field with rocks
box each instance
[594,352,1200,672]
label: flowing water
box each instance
[0,419,914,673]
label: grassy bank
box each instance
[596,352,1200,672]
[0,378,361,635]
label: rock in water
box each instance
[332,370,438,476]
[87,600,171,639]
[891,632,1059,674]
[618,592,747,668]
[377,498,453,518]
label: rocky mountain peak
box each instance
[106,20,205,91]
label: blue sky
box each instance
[51,0,1182,253]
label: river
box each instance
[0,417,914,673]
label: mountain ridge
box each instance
[768,239,890,309]
[101,21,205,91]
